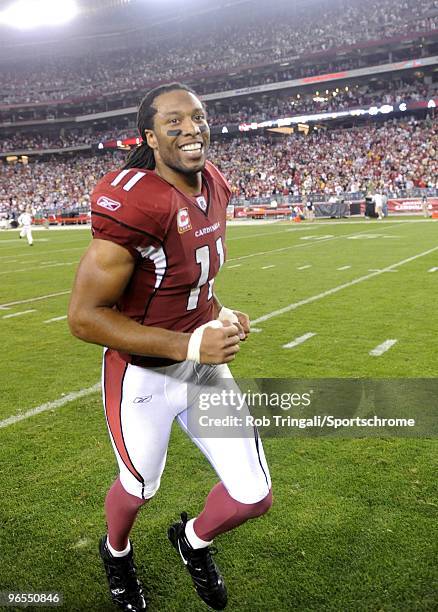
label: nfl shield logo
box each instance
[196,196,207,212]
[177,208,192,233]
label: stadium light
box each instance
[0,0,79,29]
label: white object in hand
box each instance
[186,320,223,363]
[218,306,239,324]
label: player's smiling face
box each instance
[146,89,210,177]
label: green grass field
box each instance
[0,218,437,611]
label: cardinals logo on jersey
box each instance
[177,208,192,234]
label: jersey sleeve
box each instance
[90,171,166,259]
[91,212,157,259]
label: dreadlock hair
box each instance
[123,82,199,170]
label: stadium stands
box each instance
[2,77,437,153]
[0,0,437,218]
[0,0,437,105]
[207,80,438,126]
[1,117,436,216]
[210,117,438,199]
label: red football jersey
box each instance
[91,161,231,367]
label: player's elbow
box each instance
[67,306,95,342]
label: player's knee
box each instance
[250,488,273,518]
[120,474,161,501]
[238,488,273,520]
[140,480,161,501]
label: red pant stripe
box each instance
[104,350,144,484]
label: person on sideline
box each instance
[373,192,385,220]
[18,207,33,245]
[421,194,430,218]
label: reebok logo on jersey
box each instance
[177,208,192,234]
[97,195,122,212]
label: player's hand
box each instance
[200,320,240,364]
[232,310,251,340]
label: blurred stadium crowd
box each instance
[1,0,437,105]
[1,117,436,214]
[207,81,437,127]
[2,78,437,153]
[0,0,437,218]
[210,117,437,199]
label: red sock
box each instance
[193,482,272,542]
[104,477,148,551]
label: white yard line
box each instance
[0,290,70,310]
[252,245,438,325]
[297,264,312,270]
[283,332,316,349]
[0,238,49,246]
[226,218,435,228]
[226,224,401,264]
[284,219,434,227]
[2,309,36,319]
[250,327,263,333]
[369,339,398,357]
[0,261,77,276]
[428,267,438,272]
[262,265,275,270]
[227,230,289,241]
[0,383,101,430]
[43,262,76,268]
[0,246,85,261]
[347,234,400,240]
[227,237,334,263]
[299,234,334,241]
[44,315,68,323]
[227,264,242,269]
[368,269,398,273]
[337,265,351,270]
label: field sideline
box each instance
[0,218,437,611]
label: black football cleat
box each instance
[168,512,227,610]
[99,536,147,611]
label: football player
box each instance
[68,83,272,612]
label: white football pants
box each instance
[102,349,271,503]
[19,225,33,245]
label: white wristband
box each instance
[186,320,223,363]
[218,306,239,324]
